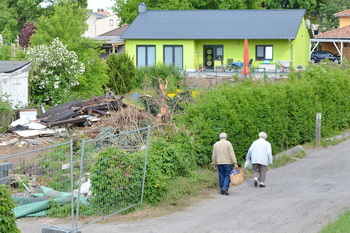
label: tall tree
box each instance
[0,0,45,43]
[30,1,109,101]
[113,0,264,26]
[317,0,350,32]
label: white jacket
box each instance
[246,138,273,166]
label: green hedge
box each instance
[90,133,196,207]
[0,185,20,233]
[176,62,350,166]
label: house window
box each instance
[164,45,183,69]
[109,19,114,26]
[215,46,223,60]
[256,45,273,60]
[137,45,156,67]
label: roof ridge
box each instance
[333,9,350,17]
[315,24,350,38]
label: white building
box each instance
[0,61,31,107]
[85,11,121,37]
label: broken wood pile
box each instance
[3,92,127,139]
[38,92,127,127]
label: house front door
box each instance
[204,45,214,69]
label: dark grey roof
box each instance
[121,9,306,40]
[0,61,31,73]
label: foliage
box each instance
[0,185,20,233]
[176,62,350,166]
[19,22,37,49]
[317,0,350,32]
[0,44,27,61]
[90,147,144,213]
[29,1,109,100]
[0,95,13,114]
[0,0,45,43]
[27,38,85,105]
[106,53,137,94]
[113,0,264,25]
[135,63,183,92]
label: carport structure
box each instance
[310,9,350,62]
[310,38,350,62]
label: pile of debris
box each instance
[5,92,127,139]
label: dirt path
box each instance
[17,138,350,233]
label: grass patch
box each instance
[101,168,218,223]
[321,210,350,233]
[269,155,296,169]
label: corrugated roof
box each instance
[121,9,306,40]
[0,61,31,73]
[315,25,350,39]
[334,9,350,18]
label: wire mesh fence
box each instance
[0,140,75,230]
[74,125,150,231]
[2,126,150,232]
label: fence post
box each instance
[140,125,151,204]
[316,113,321,146]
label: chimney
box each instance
[138,2,147,13]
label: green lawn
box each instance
[321,211,350,233]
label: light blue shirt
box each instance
[246,138,273,166]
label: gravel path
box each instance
[17,138,350,233]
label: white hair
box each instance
[259,132,268,139]
[219,133,227,139]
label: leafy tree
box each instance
[27,38,85,105]
[0,44,27,60]
[106,53,137,94]
[30,1,109,101]
[19,22,37,48]
[316,0,350,32]
[0,0,45,43]
[0,185,20,233]
[113,0,264,25]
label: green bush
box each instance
[90,147,144,213]
[106,53,137,94]
[135,63,183,92]
[176,62,350,166]
[0,185,20,233]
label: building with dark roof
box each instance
[121,4,310,71]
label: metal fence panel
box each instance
[0,140,75,232]
[75,126,151,231]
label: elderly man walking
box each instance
[212,133,238,195]
[246,132,273,188]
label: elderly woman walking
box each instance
[246,132,273,188]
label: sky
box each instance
[87,0,115,12]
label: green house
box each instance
[121,4,310,71]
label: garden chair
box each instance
[225,58,234,71]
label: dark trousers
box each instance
[252,163,268,182]
[217,164,233,191]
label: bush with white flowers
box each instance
[27,38,85,105]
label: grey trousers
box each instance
[252,164,268,182]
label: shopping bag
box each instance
[244,159,252,169]
[230,169,244,186]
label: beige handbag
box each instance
[230,169,244,186]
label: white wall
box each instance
[95,15,120,36]
[85,13,121,37]
[0,66,29,107]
